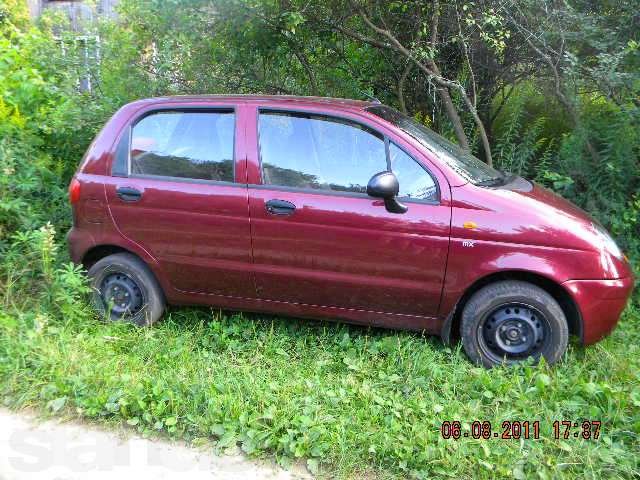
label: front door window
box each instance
[259,111,387,193]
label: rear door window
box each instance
[130,110,235,182]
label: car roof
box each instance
[125,95,376,112]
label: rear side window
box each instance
[130,110,234,182]
[259,111,387,193]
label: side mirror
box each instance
[366,171,408,214]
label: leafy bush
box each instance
[0,138,68,240]
[0,12,93,326]
[493,87,640,272]
[1,224,91,320]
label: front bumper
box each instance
[562,276,635,344]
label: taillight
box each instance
[68,178,81,204]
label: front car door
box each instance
[104,103,255,298]
[246,105,451,327]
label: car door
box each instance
[104,105,255,298]
[246,107,451,318]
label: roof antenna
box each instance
[360,90,382,104]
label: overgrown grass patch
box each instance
[1,304,638,479]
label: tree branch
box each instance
[357,7,494,164]
[397,61,412,114]
[293,49,319,95]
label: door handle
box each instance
[116,186,142,202]
[265,199,296,216]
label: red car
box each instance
[67,95,634,367]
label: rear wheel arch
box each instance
[82,244,168,300]
[441,271,582,344]
[82,245,132,270]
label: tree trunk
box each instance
[437,86,470,151]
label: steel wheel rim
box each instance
[477,302,550,363]
[99,271,145,318]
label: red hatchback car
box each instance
[68,95,634,367]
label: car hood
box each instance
[508,176,594,225]
[451,176,633,280]
[453,176,600,252]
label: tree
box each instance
[503,0,639,164]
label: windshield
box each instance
[366,105,502,185]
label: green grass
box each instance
[0,302,639,478]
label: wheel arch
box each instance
[441,270,582,345]
[82,244,133,270]
[82,243,169,304]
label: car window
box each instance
[259,111,386,193]
[389,143,438,201]
[130,110,234,182]
[112,128,130,177]
[367,105,502,185]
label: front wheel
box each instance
[460,281,568,367]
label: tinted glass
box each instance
[259,111,386,193]
[112,128,130,177]
[390,143,437,201]
[367,105,502,185]
[131,111,234,182]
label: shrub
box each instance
[493,88,640,270]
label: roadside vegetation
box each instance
[0,1,638,478]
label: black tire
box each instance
[460,280,568,368]
[87,253,165,326]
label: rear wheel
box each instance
[460,281,568,367]
[87,253,165,326]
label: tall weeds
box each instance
[493,89,640,270]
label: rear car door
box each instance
[247,107,451,319]
[104,105,255,297]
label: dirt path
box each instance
[0,409,312,480]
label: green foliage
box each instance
[493,93,555,179]
[0,0,30,32]
[0,305,639,478]
[0,223,91,321]
[557,102,638,266]
[492,86,639,270]
[0,8,95,325]
[0,137,69,240]
[0,31,71,241]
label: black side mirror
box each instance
[366,171,408,214]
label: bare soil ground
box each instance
[0,409,312,480]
